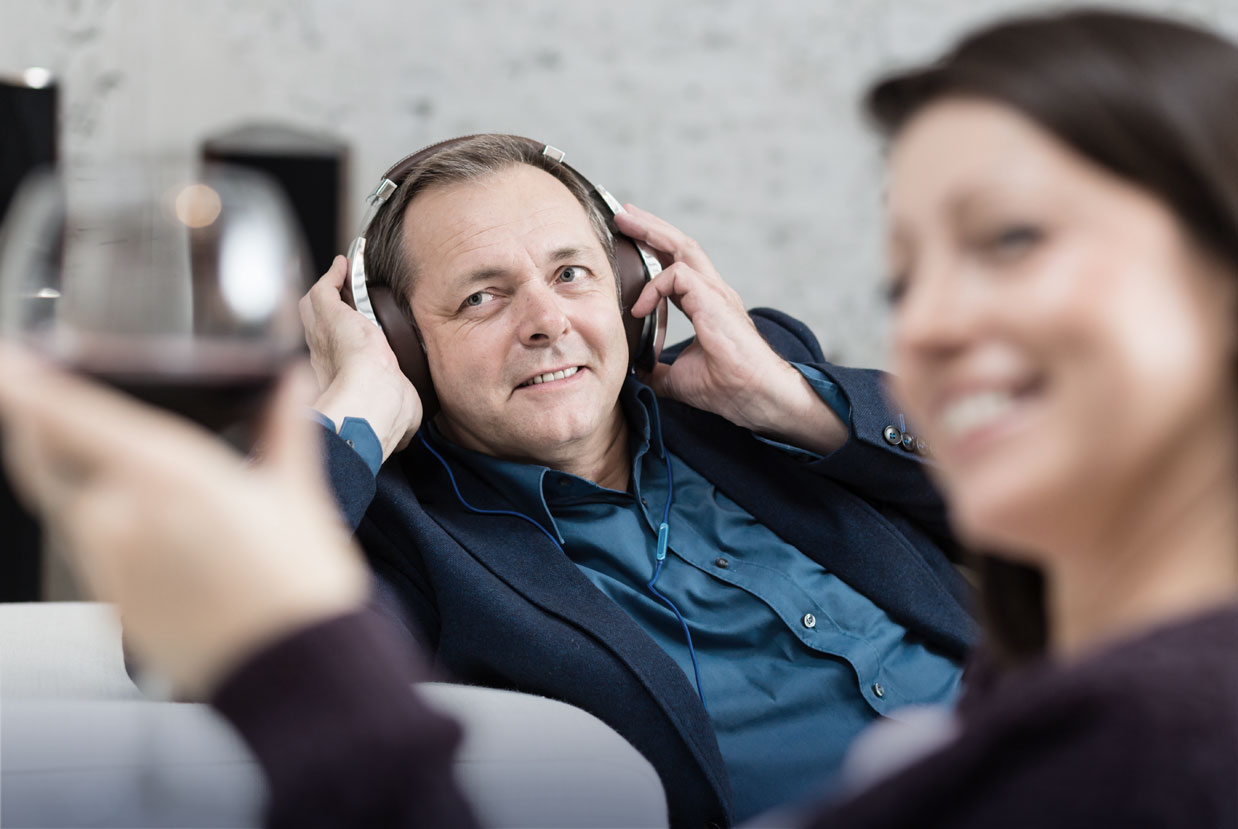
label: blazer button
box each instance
[901,433,916,451]
[883,425,902,445]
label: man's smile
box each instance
[516,365,585,389]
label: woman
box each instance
[0,8,1233,829]
[799,8,1238,827]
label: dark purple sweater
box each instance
[213,609,480,829]
[214,604,1238,828]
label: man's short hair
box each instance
[364,135,620,319]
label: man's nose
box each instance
[515,282,570,347]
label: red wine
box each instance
[35,334,296,448]
[80,367,279,436]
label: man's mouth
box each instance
[518,366,582,388]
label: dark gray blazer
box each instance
[323,308,978,828]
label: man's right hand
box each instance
[300,255,423,461]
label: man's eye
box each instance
[463,292,491,307]
[559,266,584,283]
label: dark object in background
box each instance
[0,69,57,227]
[1,69,57,602]
[202,123,347,284]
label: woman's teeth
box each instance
[940,390,1017,439]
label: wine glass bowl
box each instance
[0,162,310,445]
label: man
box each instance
[299,135,975,826]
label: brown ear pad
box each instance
[616,235,661,374]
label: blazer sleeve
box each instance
[319,424,445,652]
[321,423,379,531]
[665,307,952,534]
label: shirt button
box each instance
[714,557,730,569]
[345,438,355,448]
[900,433,916,451]
[883,425,902,445]
[872,682,885,698]
[640,497,648,507]
[801,613,816,629]
[558,478,570,487]
[915,436,929,454]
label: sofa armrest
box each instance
[0,603,667,828]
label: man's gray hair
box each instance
[364,135,620,320]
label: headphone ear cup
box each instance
[367,283,440,423]
[614,233,667,372]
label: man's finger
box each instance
[324,254,348,290]
[307,255,350,315]
[615,206,719,278]
[630,263,720,322]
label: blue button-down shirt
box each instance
[326,368,962,820]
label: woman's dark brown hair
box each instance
[865,9,1238,664]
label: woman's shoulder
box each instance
[811,604,1238,829]
[1019,602,1237,714]
[970,603,1238,741]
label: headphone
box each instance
[342,134,668,422]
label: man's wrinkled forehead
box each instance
[400,166,607,295]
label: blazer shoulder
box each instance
[661,307,826,365]
[747,307,826,364]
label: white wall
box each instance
[4,0,1236,366]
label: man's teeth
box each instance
[523,366,580,386]
[940,390,1017,438]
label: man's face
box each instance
[403,164,630,466]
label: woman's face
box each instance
[886,98,1236,559]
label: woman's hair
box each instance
[865,9,1238,665]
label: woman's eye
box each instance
[884,274,909,307]
[984,225,1043,260]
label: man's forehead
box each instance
[402,165,603,284]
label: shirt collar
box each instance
[424,375,666,537]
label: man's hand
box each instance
[0,348,369,700]
[614,205,848,455]
[300,255,423,461]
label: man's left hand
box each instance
[615,205,848,455]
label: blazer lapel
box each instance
[406,445,732,806]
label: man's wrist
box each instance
[313,381,405,461]
[746,362,849,454]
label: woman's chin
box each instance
[947,487,1059,563]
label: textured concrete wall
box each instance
[4,0,1237,366]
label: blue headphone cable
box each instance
[417,431,709,710]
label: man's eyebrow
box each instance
[546,246,586,264]
[452,246,595,288]
[454,267,509,288]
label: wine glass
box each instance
[0,161,310,450]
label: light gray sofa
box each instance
[0,602,668,828]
